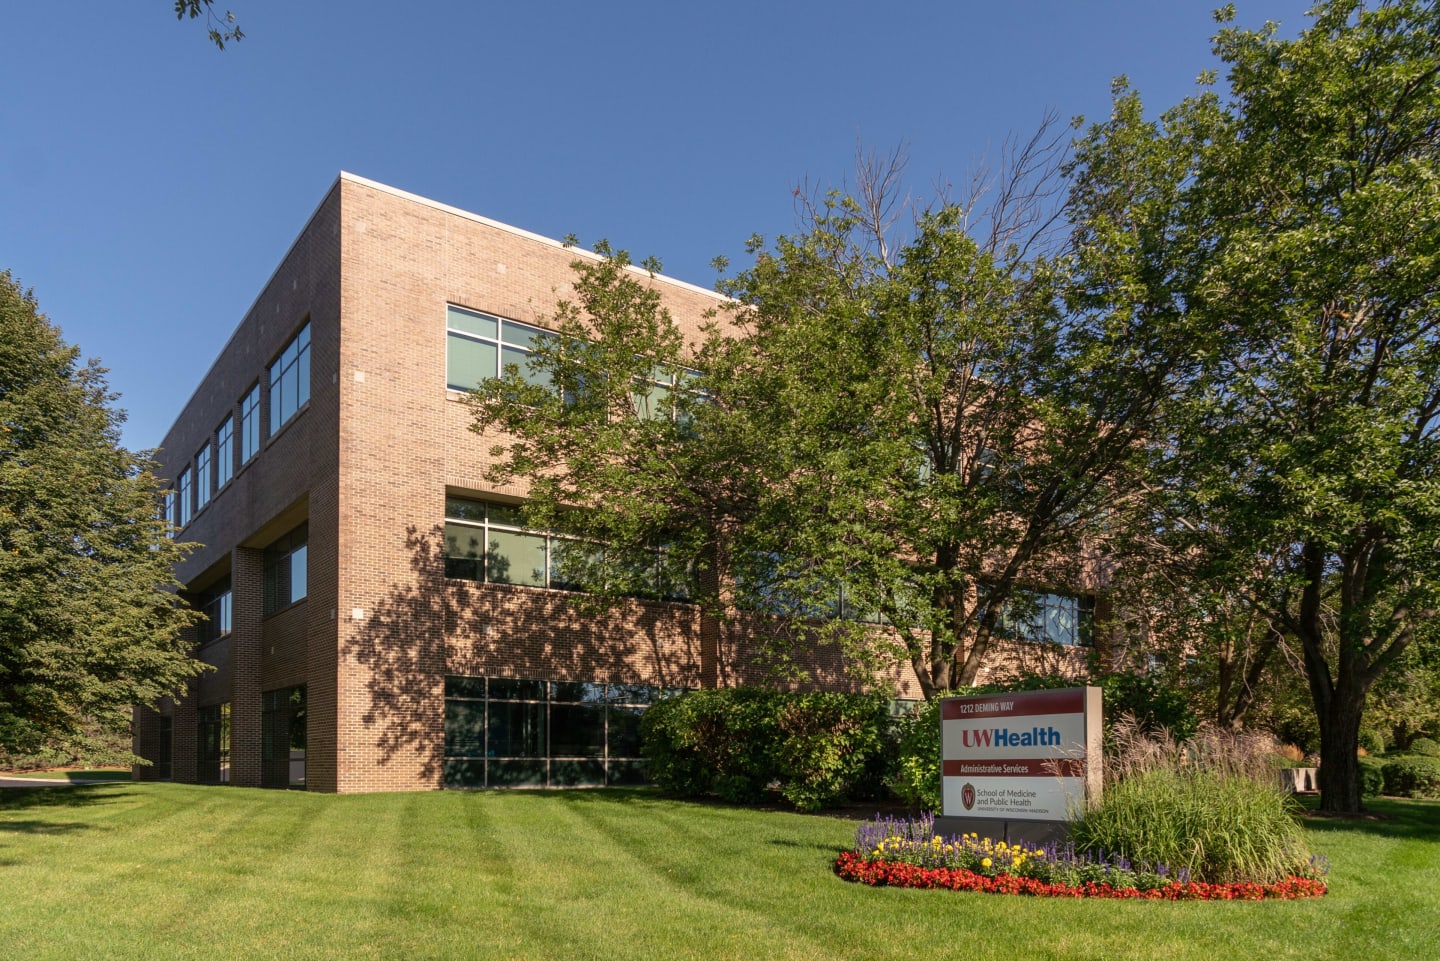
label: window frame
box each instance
[215,414,235,488]
[268,321,311,435]
[194,442,212,513]
[445,305,554,393]
[262,522,309,615]
[239,383,261,464]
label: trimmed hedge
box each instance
[640,688,893,811]
[1406,737,1440,758]
[1357,754,1386,796]
[1380,755,1440,799]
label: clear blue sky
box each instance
[1,1,1311,453]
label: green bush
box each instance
[640,688,892,811]
[1358,754,1386,796]
[1094,673,1198,741]
[1406,737,1440,758]
[1380,755,1440,799]
[1358,727,1386,755]
[889,698,943,811]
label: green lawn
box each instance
[1,784,1435,961]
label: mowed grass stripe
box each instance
[2,785,1438,960]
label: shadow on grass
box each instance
[0,784,135,818]
[1298,796,1440,842]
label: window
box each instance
[197,703,230,784]
[631,365,701,422]
[176,467,193,527]
[215,415,234,487]
[443,676,676,789]
[198,578,232,646]
[194,443,211,512]
[162,490,175,537]
[261,686,306,789]
[996,590,1094,647]
[446,305,554,392]
[263,523,308,614]
[239,384,260,463]
[443,496,691,599]
[269,322,311,433]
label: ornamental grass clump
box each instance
[1068,718,1316,885]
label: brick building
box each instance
[134,174,1091,793]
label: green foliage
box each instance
[1405,738,1440,758]
[640,688,892,811]
[1357,755,1386,797]
[1357,728,1387,755]
[1072,0,1440,812]
[174,1,242,49]
[1379,756,1440,799]
[1094,673,1198,741]
[0,273,202,758]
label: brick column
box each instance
[170,612,201,783]
[228,546,265,787]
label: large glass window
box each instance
[261,686,306,789]
[997,590,1094,647]
[162,490,176,537]
[263,523,308,614]
[198,577,232,646]
[443,496,691,599]
[445,305,554,392]
[443,676,675,789]
[239,384,261,463]
[176,467,193,527]
[215,415,234,488]
[197,703,230,784]
[194,443,212,512]
[269,322,311,433]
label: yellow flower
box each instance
[981,857,993,869]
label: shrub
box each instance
[1406,737,1440,758]
[1357,727,1386,755]
[1357,754,1386,796]
[1069,720,1313,884]
[1094,673,1198,741]
[1380,755,1440,799]
[889,697,943,811]
[640,688,892,811]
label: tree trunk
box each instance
[1315,684,1366,813]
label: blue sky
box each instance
[1,1,1311,452]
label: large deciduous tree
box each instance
[0,272,201,759]
[1075,0,1440,812]
[468,126,1189,699]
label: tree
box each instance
[0,272,202,759]
[174,0,242,50]
[469,123,1191,700]
[1073,0,1440,812]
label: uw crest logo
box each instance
[961,782,976,811]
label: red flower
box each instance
[833,852,1327,901]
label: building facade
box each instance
[134,174,1091,793]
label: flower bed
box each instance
[835,851,1327,900]
[839,814,1326,901]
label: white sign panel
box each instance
[940,687,1100,823]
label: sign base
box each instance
[933,815,1069,848]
